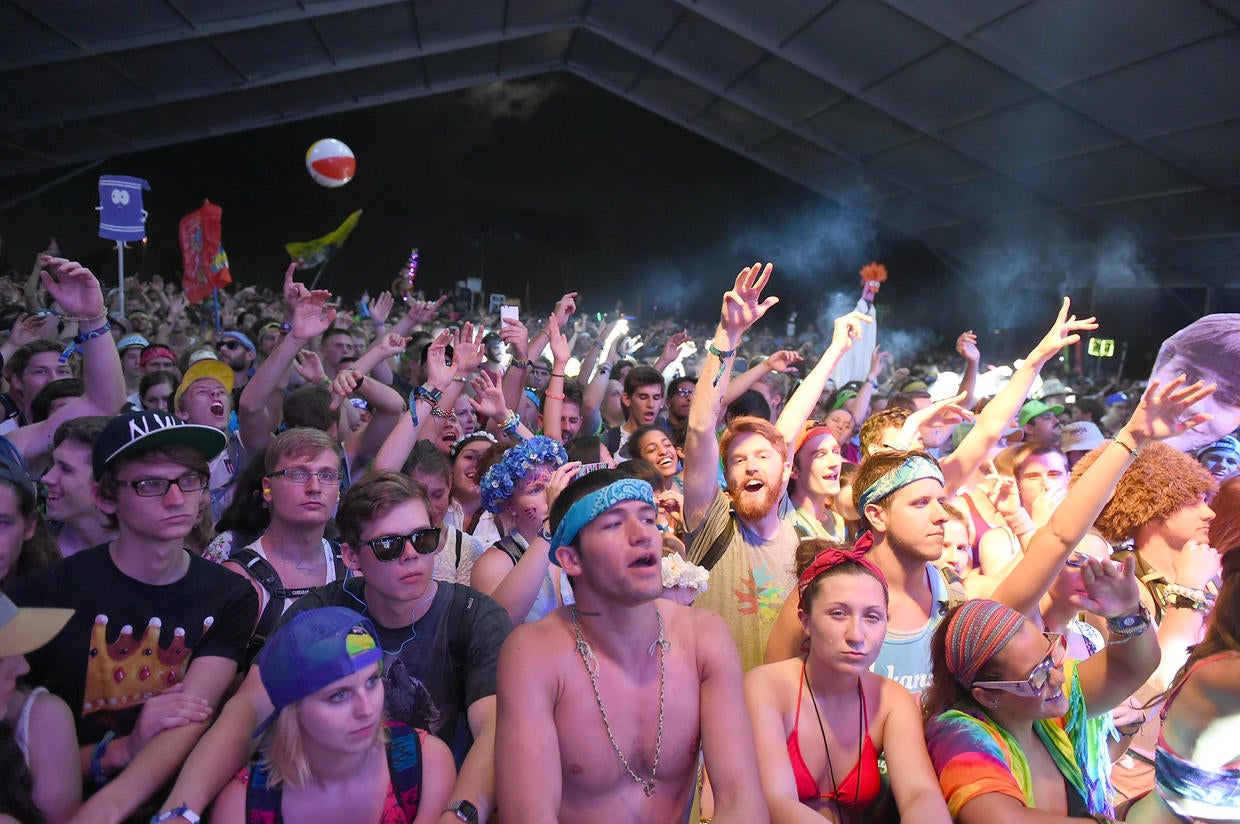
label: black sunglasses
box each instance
[362,528,441,561]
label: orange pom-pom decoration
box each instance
[859,262,888,283]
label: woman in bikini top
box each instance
[1126,548,1240,824]
[744,539,951,823]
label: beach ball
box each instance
[306,139,356,188]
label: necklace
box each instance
[804,661,863,813]
[571,605,668,797]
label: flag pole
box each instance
[117,242,125,316]
[212,288,221,334]
[309,258,331,290]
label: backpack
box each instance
[245,721,423,822]
[1111,547,1168,624]
[232,541,347,664]
[491,534,526,566]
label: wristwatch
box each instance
[150,804,201,824]
[445,800,479,823]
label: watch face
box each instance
[453,800,478,822]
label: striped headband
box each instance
[945,599,1025,688]
[858,454,944,511]
[548,478,656,566]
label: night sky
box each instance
[0,73,1214,374]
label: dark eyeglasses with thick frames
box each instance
[973,633,1068,697]
[267,469,344,485]
[118,472,209,497]
[363,528,442,561]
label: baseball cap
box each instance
[139,345,177,369]
[255,607,382,735]
[1061,421,1105,453]
[0,592,72,657]
[117,334,150,351]
[219,331,256,353]
[793,424,836,455]
[174,358,234,410]
[1018,399,1065,428]
[91,410,227,480]
[0,452,37,504]
[1196,435,1240,461]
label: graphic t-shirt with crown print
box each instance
[10,543,257,743]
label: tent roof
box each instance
[3,0,1238,286]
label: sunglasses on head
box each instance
[973,633,1068,697]
[362,528,441,561]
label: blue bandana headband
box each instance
[548,478,656,566]
[857,454,944,511]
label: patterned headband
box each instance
[858,454,944,512]
[548,478,655,566]
[945,599,1025,688]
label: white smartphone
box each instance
[500,305,519,323]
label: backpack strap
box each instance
[697,514,735,572]
[445,586,477,691]
[492,535,524,566]
[1112,547,1166,624]
[937,565,969,616]
[244,758,283,823]
[454,530,464,570]
[385,722,424,820]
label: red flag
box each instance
[179,200,232,304]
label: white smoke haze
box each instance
[463,77,564,121]
[730,201,877,284]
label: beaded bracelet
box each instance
[500,411,521,433]
[1112,437,1139,459]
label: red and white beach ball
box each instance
[305,139,356,188]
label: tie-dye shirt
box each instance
[924,660,1116,818]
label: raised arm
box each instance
[540,316,570,444]
[955,331,980,410]
[722,350,801,407]
[683,263,779,532]
[373,329,454,472]
[336,332,411,467]
[991,376,1217,616]
[843,344,889,421]
[238,265,335,453]
[775,312,871,452]
[943,298,1096,489]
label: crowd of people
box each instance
[0,250,1236,824]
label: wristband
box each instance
[1163,583,1213,613]
[544,391,566,401]
[279,322,292,334]
[413,385,443,405]
[1106,604,1151,637]
[407,391,419,428]
[90,730,117,785]
[1112,437,1139,459]
[550,372,566,378]
[509,358,530,369]
[707,343,736,359]
[150,805,201,824]
[500,411,521,433]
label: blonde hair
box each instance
[258,699,387,789]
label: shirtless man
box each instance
[496,469,767,823]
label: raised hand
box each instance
[1173,540,1221,590]
[619,335,644,357]
[547,315,570,365]
[292,350,326,384]
[329,368,364,411]
[369,290,395,325]
[1122,375,1216,443]
[453,322,487,373]
[425,329,455,388]
[765,349,803,374]
[368,332,410,361]
[1072,555,1142,618]
[956,330,980,364]
[288,286,337,342]
[828,310,873,354]
[405,294,447,324]
[9,312,53,346]
[499,316,530,359]
[38,256,106,319]
[868,344,892,380]
[1030,297,1098,362]
[552,292,578,328]
[546,461,583,511]
[905,391,975,433]
[468,370,508,420]
[720,262,779,337]
[282,262,309,315]
[661,330,690,363]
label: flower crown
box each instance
[479,435,568,513]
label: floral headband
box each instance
[479,435,567,513]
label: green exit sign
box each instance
[1088,338,1116,357]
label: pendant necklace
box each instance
[571,605,668,797]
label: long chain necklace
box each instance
[804,661,864,815]
[571,605,668,797]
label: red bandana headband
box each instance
[797,539,889,609]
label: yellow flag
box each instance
[285,209,362,270]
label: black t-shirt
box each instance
[281,579,512,764]
[9,544,257,743]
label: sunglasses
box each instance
[675,387,695,397]
[362,528,442,561]
[973,633,1068,697]
[1064,550,1092,568]
[218,340,246,350]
